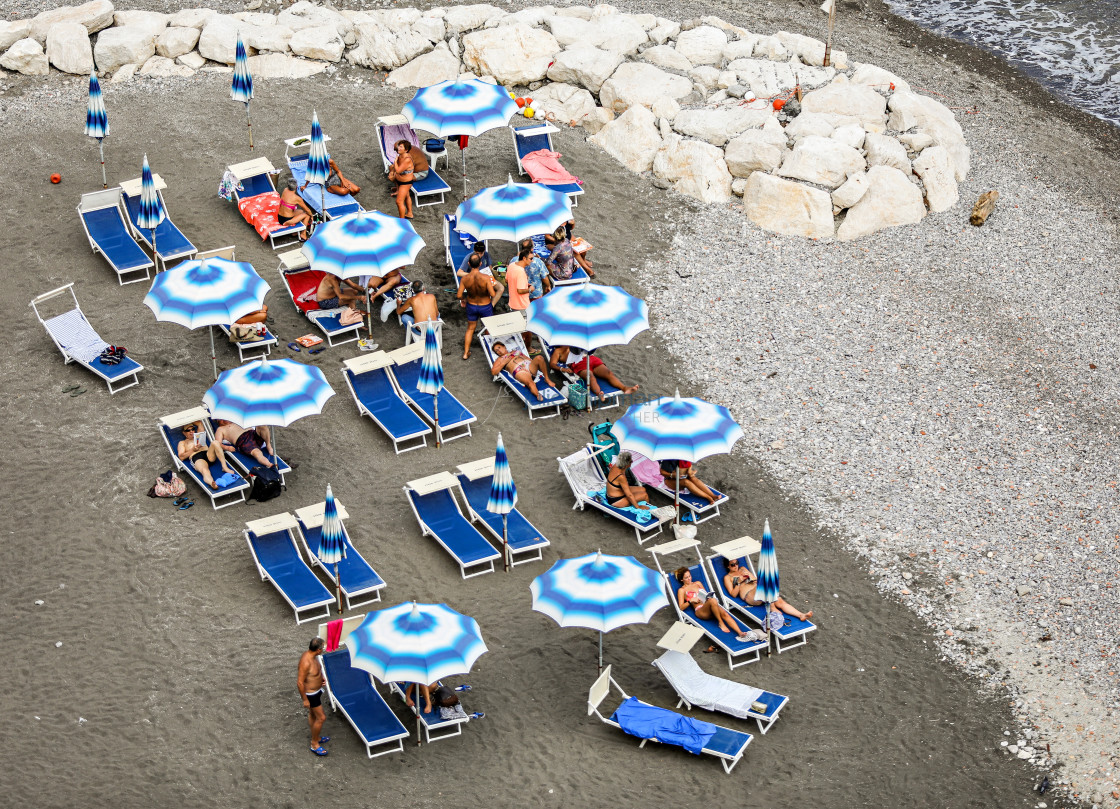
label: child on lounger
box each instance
[177,422,236,489]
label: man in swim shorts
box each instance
[176,421,237,490]
[315,272,365,310]
[457,260,500,360]
[214,420,274,469]
[297,637,329,756]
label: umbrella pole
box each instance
[434,396,441,449]
[366,289,373,338]
[598,631,603,675]
[586,364,593,412]
[675,467,681,527]
[209,325,218,380]
[416,681,423,745]
[246,102,254,151]
[98,138,107,189]
[334,561,342,614]
[152,228,159,273]
[461,146,467,199]
[765,601,773,658]
[502,514,510,573]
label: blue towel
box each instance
[214,472,241,487]
[587,488,653,523]
[613,697,717,755]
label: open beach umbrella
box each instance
[402,77,519,196]
[305,111,331,218]
[612,390,744,524]
[318,484,347,613]
[84,72,109,188]
[203,357,335,465]
[231,36,254,150]
[530,551,668,673]
[417,322,444,447]
[137,155,166,269]
[755,519,781,656]
[525,284,649,411]
[485,433,517,573]
[143,257,270,379]
[348,601,487,745]
[454,176,572,243]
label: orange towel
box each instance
[326,619,344,652]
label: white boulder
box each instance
[277,1,352,38]
[156,26,200,59]
[650,96,680,122]
[888,91,969,180]
[727,58,797,99]
[547,16,646,54]
[243,23,294,55]
[837,165,926,240]
[46,22,93,74]
[864,132,911,174]
[347,25,432,70]
[898,132,934,152]
[777,135,866,188]
[462,24,559,85]
[688,65,720,93]
[547,44,622,93]
[724,130,787,176]
[647,19,680,45]
[444,4,506,36]
[386,42,460,87]
[912,145,959,212]
[674,25,726,65]
[411,16,445,44]
[721,37,758,62]
[94,27,155,74]
[849,62,910,93]
[0,38,48,75]
[775,30,845,67]
[831,172,869,210]
[139,54,192,77]
[801,82,887,128]
[751,35,788,61]
[831,122,865,149]
[791,62,836,90]
[743,173,834,238]
[176,51,204,69]
[530,82,598,124]
[197,16,241,64]
[232,12,276,27]
[580,107,614,135]
[289,25,343,62]
[246,52,328,79]
[588,104,663,173]
[653,136,733,203]
[1,21,32,52]
[784,112,833,141]
[499,7,557,28]
[731,178,748,196]
[599,62,693,114]
[113,10,167,37]
[168,8,217,30]
[641,44,691,71]
[110,62,136,82]
[30,1,115,43]
[673,108,771,147]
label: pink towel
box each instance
[630,452,664,488]
[522,149,581,185]
[326,619,344,652]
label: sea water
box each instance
[884,0,1120,128]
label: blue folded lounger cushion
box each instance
[346,367,429,438]
[247,529,333,608]
[409,489,497,566]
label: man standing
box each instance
[457,261,499,360]
[298,637,329,756]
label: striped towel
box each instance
[44,309,109,364]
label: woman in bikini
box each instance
[389,140,415,219]
[489,342,557,401]
[176,422,236,490]
[675,567,752,641]
[723,557,813,622]
[604,451,649,511]
[278,179,313,240]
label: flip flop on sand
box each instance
[702,645,717,654]
[287,342,301,352]
[309,746,329,757]
[70,387,87,397]
[308,347,325,355]
[62,383,81,392]
[316,736,329,743]
[178,500,194,510]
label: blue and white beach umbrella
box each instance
[85,72,109,188]
[402,77,518,196]
[486,433,517,572]
[302,211,425,281]
[143,257,270,378]
[756,519,781,654]
[319,483,347,612]
[348,601,487,744]
[417,322,444,446]
[137,155,166,268]
[305,111,331,215]
[454,176,572,243]
[530,551,668,672]
[231,36,254,150]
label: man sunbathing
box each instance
[548,345,638,396]
[177,421,236,489]
[490,342,557,401]
[214,420,274,469]
[315,272,365,310]
[722,558,813,622]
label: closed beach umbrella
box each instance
[485,433,517,572]
[348,601,487,745]
[143,257,270,379]
[305,111,331,219]
[454,176,572,243]
[755,519,781,655]
[137,155,166,270]
[84,72,109,188]
[402,78,518,196]
[417,322,444,447]
[530,551,668,673]
[318,484,347,613]
[230,36,254,150]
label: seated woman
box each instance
[549,345,639,396]
[545,219,594,276]
[659,459,718,505]
[490,342,557,401]
[604,451,649,511]
[325,158,360,196]
[675,567,752,641]
[176,422,236,490]
[278,179,314,240]
[722,558,813,622]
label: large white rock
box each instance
[777,135,865,188]
[243,23,294,55]
[499,7,557,28]
[345,8,421,28]
[110,61,136,82]
[791,62,836,90]
[197,16,241,64]
[751,35,788,61]
[647,19,680,45]
[530,82,598,124]
[113,10,167,37]
[462,24,559,85]
[30,1,115,43]
[139,54,192,77]
[721,37,758,62]
[0,21,32,52]
[653,135,733,203]
[176,51,204,69]
[547,45,622,94]
[688,65,719,92]
[831,171,869,209]
[743,172,834,238]
[599,62,693,114]
[898,132,934,152]
[864,132,911,174]
[888,91,969,180]
[837,165,926,240]
[288,25,342,62]
[775,30,845,67]
[580,107,614,135]
[650,95,680,122]
[168,8,216,30]
[94,27,155,74]
[246,52,328,79]
[912,145,959,212]
[801,81,887,128]
[831,122,865,149]
[444,4,506,36]
[46,22,93,74]
[156,26,200,59]
[641,44,691,71]
[1,38,48,75]
[673,107,770,147]
[547,16,646,54]
[411,16,445,44]
[588,104,663,173]
[724,130,786,176]
[386,42,460,88]
[277,1,352,38]
[232,12,275,26]
[849,62,910,94]
[674,25,726,65]
[347,24,432,70]
[727,57,797,99]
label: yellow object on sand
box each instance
[524,107,535,118]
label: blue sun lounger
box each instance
[587,666,752,774]
[32,283,145,394]
[510,124,584,207]
[558,445,675,543]
[294,500,386,612]
[387,681,474,744]
[158,408,250,509]
[285,135,363,221]
[118,173,197,272]
[404,472,500,579]
[275,248,363,347]
[478,312,564,420]
[388,343,476,445]
[706,537,817,654]
[375,115,451,208]
[319,644,409,758]
[455,458,550,567]
[200,414,292,486]
[243,513,334,624]
[342,352,431,454]
[77,189,154,285]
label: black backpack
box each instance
[249,465,283,502]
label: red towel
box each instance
[521,148,581,185]
[326,619,344,652]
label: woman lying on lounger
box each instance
[605,451,650,511]
[723,558,813,622]
[490,342,557,401]
[177,422,236,490]
[659,459,718,505]
[675,567,753,641]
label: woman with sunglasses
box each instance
[723,558,813,622]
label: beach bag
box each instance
[764,610,787,632]
[564,380,588,411]
[99,345,127,365]
[249,465,283,502]
[148,470,186,498]
[339,307,364,327]
[230,323,265,342]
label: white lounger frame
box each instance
[404,471,499,580]
[387,342,476,445]
[454,457,550,568]
[243,513,333,625]
[119,173,198,272]
[387,681,471,744]
[294,500,386,612]
[479,312,563,420]
[158,406,249,510]
[76,188,154,285]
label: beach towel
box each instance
[380,123,420,164]
[613,696,717,755]
[218,170,243,201]
[237,192,284,240]
[326,619,344,652]
[521,149,581,185]
[587,488,654,523]
[214,472,241,488]
[630,452,664,489]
